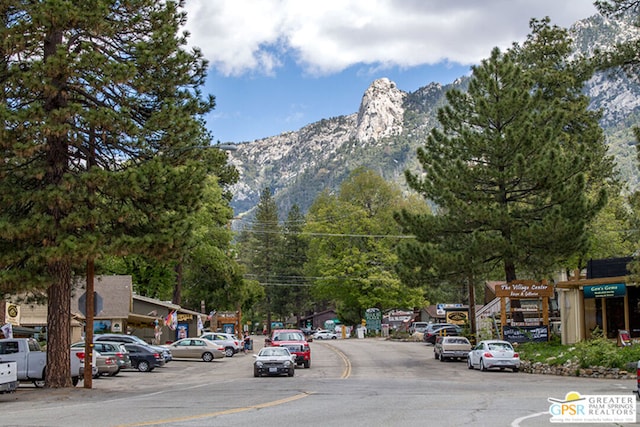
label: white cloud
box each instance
[183,0,599,77]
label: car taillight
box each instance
[116,352,123,358]
[217,347,225,351]
[75,352,85,361]
[513,353,519,358]
[483,352,493,358]
[105,358,114,365]
[153,353,160,359]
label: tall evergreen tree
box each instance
[0,1,222,387]
[397,20,614,286]
[274,205,311,326]
[239,188,282,332]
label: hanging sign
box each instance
[583,283,626,299]
[495,281,554,298]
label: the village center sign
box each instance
[494,281,554,298]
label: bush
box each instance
[518,330,640,370]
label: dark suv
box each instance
[94,333,172,363]
[265,329,311,368]
[423,324,462,344]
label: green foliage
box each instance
[0,0,231,387]
[304,168,427,324]
[398,19,614,286]
[519,334,640,370]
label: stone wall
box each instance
[521,360,636,380]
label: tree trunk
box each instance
[504,260,523,321]
[172,261,183,305]
[46,261,72,388]
[43,24,72,388]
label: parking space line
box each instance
[116,392,311,427]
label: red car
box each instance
[265,329,311,368]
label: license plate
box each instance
[269,367,277,373]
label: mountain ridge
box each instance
[227,13,640,219]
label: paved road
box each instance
[1,337,637,427]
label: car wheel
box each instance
[480,359,487,372]
[34,369,45,388]
[110,367,120,377]
[225,347,234,357]
[304,360,310,369]
[468,358,474,369]
[434,351,438,359]
[72,376,79,387]
[331,336,337,339]
[93,371,100,379]
[439,353,445,362]
[202,352,214,362]
[137,360,151,372]
[513,367,519,373]
[254,367,259,377]
[288,368,295,377]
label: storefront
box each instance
[557,276,632,343]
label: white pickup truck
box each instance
[0,338,82,387]
[0,361,18,393]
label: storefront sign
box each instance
[503,325,549,343]
[583,283,626,298]
[495,281,554,298]
[445,310,468,325]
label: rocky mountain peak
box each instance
[353,77,407,142]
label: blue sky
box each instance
[183,1,600,143]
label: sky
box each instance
[182,1,601,143]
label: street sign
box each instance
[78,291,103,316]
[365,308,381,332]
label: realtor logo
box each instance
[548,391,636,423]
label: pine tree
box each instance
[240,188,282,333]
[275,205,311,326]
[397,20,614,286]
[0,1,223,387]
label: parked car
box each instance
[409,322,430,335]
[71,341,131,374]
[93,351,120,377]
[123,343,165,372]
[164,338,225,362]
[265,329,311,368]
[423,324,462,344]
[312,329,338,340]
[467,340,520,372]
[253,346,295,377]
[94,333,172,363]
[199,333,240,357]
[434,336,472,361]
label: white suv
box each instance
[199,332,241,357]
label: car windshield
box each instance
[273,332,304,341]
[447,338,468,344]
[488,342,512,351]
[260,348,290,357]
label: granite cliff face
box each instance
[353,77,407,143]
[227,13,640,218]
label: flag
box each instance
[206,310,216,320]
[164,311,173,327]
[171,310,178,331]
[197,316,204,335]
[1,323,13,339]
